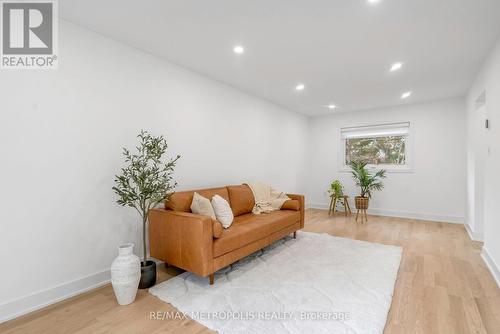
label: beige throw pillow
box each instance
[211,194,234,228]
[190,192,216,220]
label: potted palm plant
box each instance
[349,161,386,215]
[113,130,180,289]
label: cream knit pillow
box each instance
[190,192,216,220]
[211,194,234,228]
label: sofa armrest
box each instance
[287,194,305,228]
[149,208,214,276]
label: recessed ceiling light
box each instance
[233,45,244,54]
[401,91,412,99]
[390,62,403,72]
[295,84,305,91]
[368,0,381,4]
[327,104,337,109]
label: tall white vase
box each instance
[111,243,141,305]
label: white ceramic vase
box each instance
[111,243,141,305]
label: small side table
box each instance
[328,195,352,216]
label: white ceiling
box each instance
[61,0,500,116]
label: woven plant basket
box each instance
[355,196,369,210]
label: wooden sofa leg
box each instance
[209,273,214,285]
[293,232,297,239]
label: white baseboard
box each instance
[307,203,464,224]
[306,203,330,210]
[0,269,111,324]
[481,247,500,288]
[464,223,484,242]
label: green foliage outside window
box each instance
[346,136,406,165]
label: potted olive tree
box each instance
[349,161,386,221]
[113,130,180,289]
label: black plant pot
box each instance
[139,260,156,289]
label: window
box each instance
[340,122,411,171]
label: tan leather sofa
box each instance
[149,184,304,285]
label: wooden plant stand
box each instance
[355,208,368,223]
[328,195,352,216]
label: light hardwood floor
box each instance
[1,209,499,334]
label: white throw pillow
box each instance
[211,194,234,228]
[190,192,216,220]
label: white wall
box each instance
[306,99,466,223]
[466,37,500,285]
[0,21,308,321]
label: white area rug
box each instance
[150,231,402,334]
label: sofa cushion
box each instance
[190,192,216,219]
[212,194,234,228]
[213,210,300,257]
[227,184,255,216]
[213,219,223,238]
[166,187,230,212]
[281,199,300,211]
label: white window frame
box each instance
[339,121,413,173]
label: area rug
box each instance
[149,231,402,334]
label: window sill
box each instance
[339,165,414,174]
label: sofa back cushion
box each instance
[166,187,230,212]
[227,184,255,216]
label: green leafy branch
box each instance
[349,161,386,198]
